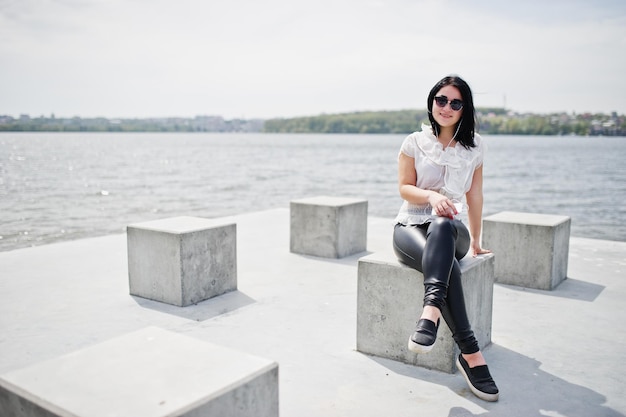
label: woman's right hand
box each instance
[428,192,457,219]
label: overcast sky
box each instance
[1,0,625,119]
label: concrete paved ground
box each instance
[1,208,625,417]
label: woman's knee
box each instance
[427,217,470,259]
[426,217,457,238]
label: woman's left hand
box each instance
[470,241,492,257]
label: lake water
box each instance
[1,132,625,252]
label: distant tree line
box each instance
[0,115,263,133]
[263,110,435,134]
[479,112,626,136]
[264,109,625,136]
[1,109,624,136]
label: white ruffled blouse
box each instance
[394,124,485,225]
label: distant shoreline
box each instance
[1,109,624,136]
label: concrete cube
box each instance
[127,216,236,307]
[0,327,279,417]
[483,211,571,290]
[356,251,495,373]
[290,196,367,258]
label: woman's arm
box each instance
[398,153,455,217]
[465,165,491,256]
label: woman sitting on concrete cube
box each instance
[392,75,499,402]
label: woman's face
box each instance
[432,85,463,129]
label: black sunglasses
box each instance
[434,95,463,111]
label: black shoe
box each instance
[456,354,499,402]
[407,318,439,353]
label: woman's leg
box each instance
[393,223,441,350]
[393,218,478,353]
[421,217,461,310]
[426,218,480,354]
[439,261,479,354]
[393,219,498,401]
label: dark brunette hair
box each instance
[427,75,477,149]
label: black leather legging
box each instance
[393,217,479,354]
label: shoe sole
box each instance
[455,357,499,402]
[407,338,434,354]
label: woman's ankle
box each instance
[420,305,441,324]
[462,351,487,368]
